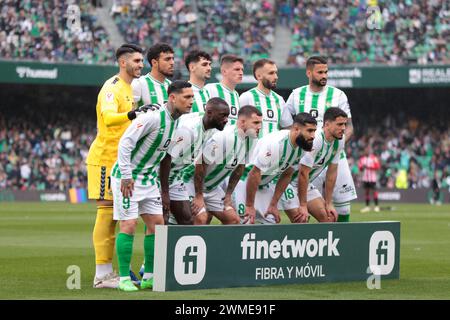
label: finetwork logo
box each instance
[174,236,207,285]
[369,231,395,275]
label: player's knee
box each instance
[225,213,240,225]
[194,212,208,225]
[119,220,138,234]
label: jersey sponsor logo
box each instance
[176,136,184,143]
[230,106,238,116]
[105,92,114,102]
[137,123,143,129]
[267,109,275,119]
[310,110,318,118]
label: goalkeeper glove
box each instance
[127,104,161,120]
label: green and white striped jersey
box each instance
[239,87,285,137]
[204,82,240,125]
[111,106,176,186]
[190,82,211,115]
[200,124,250,192]
[132,74,172,107]
[249,130,304,187]
[298,130,344,185]
[281,85,351,130]
[167,113,216,184]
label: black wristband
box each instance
[127,111,136,120]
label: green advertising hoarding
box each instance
[153,221,400,291]
[0,60,449,89]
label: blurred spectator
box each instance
[0,0,115,64]
[285,0,450,66]
[347,114,450,191]
[111,0,276,68]
[0,105,93,192]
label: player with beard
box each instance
[281,56,356,223]
[132,43,174,107]
[297,108,348,223]
[191,106,263,225]
[185,50,212,114]
[235,113,317,224]
[160,98,230,225]
[239,59,284,138]
[237,59,304,221]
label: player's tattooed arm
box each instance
[298,164,311,214]
[345,118,353,142]
[192,161,207,215]
[159,154,172,223]
[225,164,244,209]
[244,166,262,224]
[268,167,294,223]
[324,163,338,222]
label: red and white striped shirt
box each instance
[358,154,381,183]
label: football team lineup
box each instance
[86,43,360,292]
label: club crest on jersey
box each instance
[105,92,114,102]
[310,110,318,118]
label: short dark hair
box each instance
[184,50,212,71]
[293,112,317,126]
[167,80,192,95]
[205,97,228,109]
[115,44,143,60]
[238,105,262,118]
[306,56,327,69]
[146,43,174,66]
[323,107,348,123]
[252,58,275,78]
[220,54,244,67]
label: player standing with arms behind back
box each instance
[185,50,212,114]
[86,44,150,288]
[281,56,357,222]
[132,43,174,107]
[205,54,244,125]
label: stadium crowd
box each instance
[0,0,115,64]
[0,106,93,191]
[1,106,449,192]
[346,121,450,190]
[111,0,276,67]
[284,0,450,66]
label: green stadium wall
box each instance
[1,60,449,89]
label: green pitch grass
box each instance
[0,202,449,300]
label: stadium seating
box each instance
[346,122,450,190]
[111,0,276,66]
[0,107,92,191]
[0,0,115,64]
[1,104,449,192]
[285,0,450,66]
